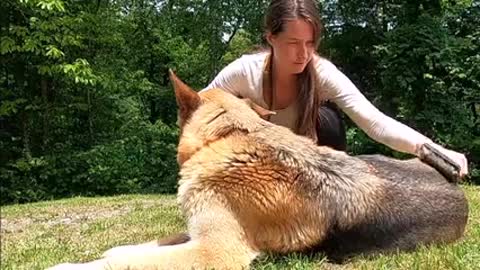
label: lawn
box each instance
[2,185,479,270]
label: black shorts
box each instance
[316,101,347,151]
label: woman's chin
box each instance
[291,64,307,74]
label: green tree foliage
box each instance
[1,0,478,204]
[323,0,479,177]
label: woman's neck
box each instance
[271,60,299,110]
[272,59,297,83]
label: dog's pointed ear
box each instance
[243,98,276,118]
[169,69,200,124]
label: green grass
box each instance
[2,185,479,270]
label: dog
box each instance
[47,70,469,270]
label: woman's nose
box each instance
[298,43,308,59]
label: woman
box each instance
[200,0,468,177]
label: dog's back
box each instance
[317,154,468,260]
[253,124,468,258]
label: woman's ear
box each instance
[265,31,275,46]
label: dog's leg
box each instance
[50,236,256,270]
[100,239,257,270]
[47,202,259,270]
[100,202,259,270]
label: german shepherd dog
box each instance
[47,71,468,270]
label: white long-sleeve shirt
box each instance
[200,51,431,155]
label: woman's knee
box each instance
[316,102,347,151]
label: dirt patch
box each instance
[1,199,177,234]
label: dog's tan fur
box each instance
[47,71,468,270]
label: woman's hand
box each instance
[437,145,469,177]
[418,142,469,178]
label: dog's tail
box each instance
[157,232,191,246]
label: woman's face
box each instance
[267,19,316,75]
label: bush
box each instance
[0,121,179,205]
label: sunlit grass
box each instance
[2,186,479,270]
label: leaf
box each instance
[23,38,39,53]
[423,73,434,79]
[0,99,27,117]
[38,65,52,75]
[45,45,64,59]
[0,37,16,54]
